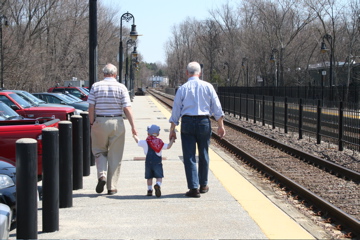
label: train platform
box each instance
[10,94,328,239]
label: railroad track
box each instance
[148,89,360,238]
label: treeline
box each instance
[164,0,360,88]
[1,0,123,92]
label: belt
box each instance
[96,114,122,117]
[182,115,209,118]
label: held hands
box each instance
[131,127,138,136]
[132,134,139,143]
[169,130,177,142]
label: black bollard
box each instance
[59,121,73,208]
[81,112,91,176]
[16,138,38,240]
[71,115,83,190]
[42,127,59,232]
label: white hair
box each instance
[103,63,117,75]
[187,62,201,75]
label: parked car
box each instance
[33,92,89,111]
[61,91,86,102]
[81,87,89,93]
[0,91,75,120]
[0,157,16,232]
[48,86,88,101]
[0,156,41,233]
[0,101,60,178]
[0,203,12,239]
[3,90,82,115]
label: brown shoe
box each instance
[96,176,106,193]
[154,184,161,197]
[199,185,209,193]
[185,188,200,198]
[108,189,117,195]
[147,190,153,196]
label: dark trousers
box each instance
[180,116,211,189]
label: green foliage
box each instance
[144,62,166,76]
[156,69,164,76]
[145,63,158,71]
[209,69,222,85]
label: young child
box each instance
[133,124,174,197]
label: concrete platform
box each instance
[9,94,320,239]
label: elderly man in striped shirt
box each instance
[87,63,137,195]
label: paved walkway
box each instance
[9,94,323,239]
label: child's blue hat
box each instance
[147,125,160,135]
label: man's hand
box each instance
[169,130,177,141]
[133,134,139,143]
[169,123,177,141]
[217,126,225,139]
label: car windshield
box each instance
[13,91,46,106]
[9,93,32,108]
[81,87,89,93]
[54,94,77,103]
[21,91,47,104]
[0,101,20,120]
[65,93,82,102]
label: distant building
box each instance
[307,62,360,87]
[149,76,169,87]
[64,77,89,87]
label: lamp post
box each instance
[321,33,333,100]
[270,49,279,87]
[223,62,230,86]
[125,39,136,90]
[130,57,139,100]
[133,60,140,91]
[0,15,8,89]
[242,58,249,88]
[119,12,138,84]
[129,44,138,100]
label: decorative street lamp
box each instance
[130,55,138,101]
[270,48,279,87]
[242,57,249,88]
[125,39,137,99]
[0,15,8,89]
[223,62,230,86]
[320,33,333,100]
[125,39,136,89]
[119,12,138,84]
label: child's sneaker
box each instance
[154,184,161,197]
[147,190,153,196]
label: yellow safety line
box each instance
[149,95,314,239]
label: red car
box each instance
[48,86,88,101]
[0,91,75,120]
[0,101,60,178]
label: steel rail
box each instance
[224,119,360,182]
[211,133,360,236]
[149,89,360,236]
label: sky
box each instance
[102,0,234,65]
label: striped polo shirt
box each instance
[87,77,131,116]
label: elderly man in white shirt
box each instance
[169,61,225,198]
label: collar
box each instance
[188,76,200,81]
[104,77,117,81]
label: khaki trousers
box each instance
[91,116,125,191]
